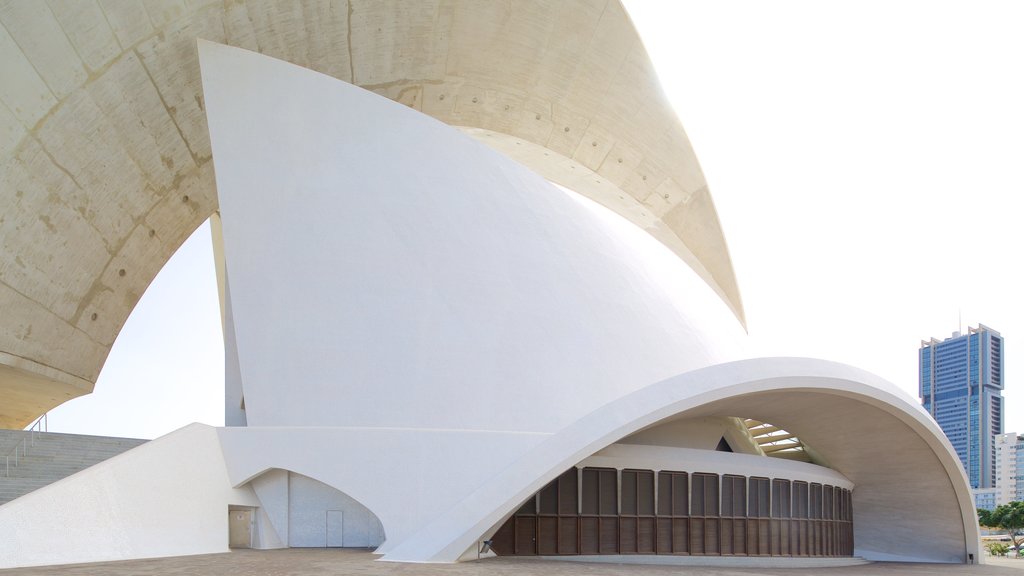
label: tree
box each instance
[987,542,1010,557]
[984,502,1024,556]
[979,508,993,528]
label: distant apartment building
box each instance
[920,325,1004,489]
[994,432,1024,506]
[975,488,998,511]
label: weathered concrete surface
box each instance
[0,549,1019,576]
[0,0,743,428]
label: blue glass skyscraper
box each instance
[920,325,1004,489]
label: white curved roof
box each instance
[0,0,744,428]
[0,39,977,570]
[204,40,745,432]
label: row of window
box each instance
[519,468,852,520]
[491,467,854,558]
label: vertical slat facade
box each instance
[489,466,854,560]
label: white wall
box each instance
[581,442,852,489]
[0,423,259,569]
[288,472,383,548]
[249,468,288,548]
[202,40,747,436]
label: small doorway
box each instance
[326,510,344,547]
[229,508,253,549]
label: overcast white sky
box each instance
[47,1,1024,439]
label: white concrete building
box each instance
[0,1,979,569]
[995,432,1022,506]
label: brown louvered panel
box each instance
[757,519,769,555]
[599,517,618,554]
[690,518,705,554]
[539,482,558,515]
[658,473,672,516]
[537,517,558,555]
[746,518,759,555]
[705,518,720,555]
[599,470,618,515]
[492,469,856,558]
[733,519,746,555]
[638,471,655,516]
[558,517,578,554]
[580,517,599,554]
[823,485,834,520]
[691,475,706,516]
[621,471,638,515]
[656,518,673,554]
[582,470,599,515]
[673,519,688,554]
[515,517,536,555]
[490,517,516,556]
[673,474,689,516]
[769,519,781,556]
[559,469,578,515]
[620,517,637,553]
[638,518,655,553]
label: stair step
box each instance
[0,431,147,504]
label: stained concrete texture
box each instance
[1,550,1023,576]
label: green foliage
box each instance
[986,502,1024,553]
[979,508,993,528]
[987,542,1010,557]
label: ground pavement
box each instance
[3,549,1024,576]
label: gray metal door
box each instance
[326,510,344,547]
[228,510,252,549]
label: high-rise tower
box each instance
[920,325,1004,488]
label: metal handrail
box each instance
[3,413,47,477]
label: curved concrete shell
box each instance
[0,0,742,428]
[212,358,978,564]
[200,41,972,564]
[0,38,978,570]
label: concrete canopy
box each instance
[0,0,742,429]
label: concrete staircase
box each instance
[0,429,147,506]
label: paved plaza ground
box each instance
[3,550,1024,576]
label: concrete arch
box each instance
[0,0,742,427]
[385,357,977,564]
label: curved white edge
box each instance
[201,39,745,436]
[0,359,976,568]
[456,126,744,327]
[378,357,977,564]
[215,426,551,555]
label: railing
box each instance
[3,413,47,477]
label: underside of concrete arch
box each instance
[0,0,743,428]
